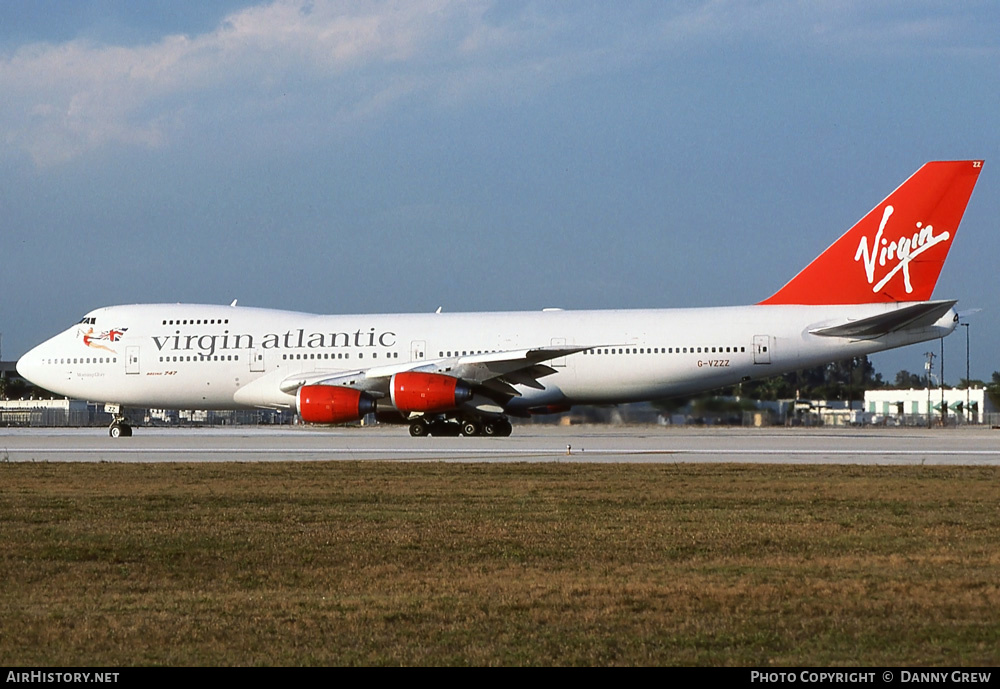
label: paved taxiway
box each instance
[2,425,999,464]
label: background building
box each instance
[864,388,996,425]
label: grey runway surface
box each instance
[2,425,999,464]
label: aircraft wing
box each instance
[277,345,593,399]
[809,300,957,339]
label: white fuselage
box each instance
[16,302,957,413]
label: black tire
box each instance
[109,423,132,438]
[482,421,497,436]
[460,420,480,437]
[409,420,429,437]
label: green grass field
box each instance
[1,462,998,666]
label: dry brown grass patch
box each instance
[1,462,998,665]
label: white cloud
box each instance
[0,0,493,166]
[0,0,993,167]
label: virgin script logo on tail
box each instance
[853,205,950,294]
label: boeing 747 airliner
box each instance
[17,160,983,437]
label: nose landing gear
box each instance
[109,415,133,438]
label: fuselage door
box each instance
[250,348,265,373]
[410,340,426,362]
[125,346,140,375]
[753,335,771,364]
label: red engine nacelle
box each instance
[297,385,376,424]
[390,372,473,414]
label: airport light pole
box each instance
[924,351,935,429]
[961,322,970,423]
[941,337,946,426]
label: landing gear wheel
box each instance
[460,420,480,437]
[109,423,132,438]
[409,419,430,437]
[482,421,498,436]
[495,418,513,436]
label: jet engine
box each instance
[390,372,473,413]
[297,385,376,424]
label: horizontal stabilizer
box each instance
[809,300,956,339]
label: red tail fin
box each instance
[759,160,983,305]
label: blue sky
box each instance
[1,1,998,383]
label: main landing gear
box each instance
[408,415,513,437]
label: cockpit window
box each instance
[78,317,96,324]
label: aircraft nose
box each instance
[16,344,47,388]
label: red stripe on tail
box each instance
[759,160,983,305]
